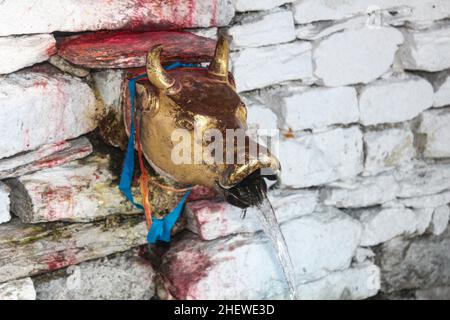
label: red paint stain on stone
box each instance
[42,186,74,221]
[187,0,197,28]
[41,244,78,271]
[57,30,215,69]
[46,42,57,57]
[210,0,218,26]
[163,249,212,299]
[33,80,48,89]
[187,186,217,201]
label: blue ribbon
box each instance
[119,62,201,243]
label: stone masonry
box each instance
[0,0,449,300]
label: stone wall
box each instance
[1,0,450,300]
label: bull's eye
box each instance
[177,118,194,130]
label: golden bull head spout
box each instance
[134,35,281,208]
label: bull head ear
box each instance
[208,34,229,81]
[146,45,176,91]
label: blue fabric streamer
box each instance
[147,190,191,243]
[118,62,201,243]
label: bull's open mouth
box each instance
[218,169,279,209]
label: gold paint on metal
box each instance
[136,35,281,189]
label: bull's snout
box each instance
[218,141,281,189]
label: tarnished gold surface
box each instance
[136,35,280,189]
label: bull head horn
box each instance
[208,35,229,81]
[146,45,175,91]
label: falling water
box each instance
[221,170,298,299]
[255,196,298,300]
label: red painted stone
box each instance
[57,31,216,69]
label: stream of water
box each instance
[255,196,298,300]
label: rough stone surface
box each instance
[295,263,380,300]
[57,31,216,69]
[430,205,450,236]
[293,0,450,25]
[279,127,363,188]
[395,162,450,198]
[359,76,433,125]
[0,65,98,159]
[0,34,56,74]
[399,24,450,72]
[399,191,450,209]
[433,74,450,107]
[313,27,403,87]
[416,286,450,300]
[231,41,313,92]
[246,104,278,132]
[0,278,36,300]
[419,108,450,158]
[161,208,362,299]
[0,0,235,36]
[283,86,358,131]
[359,207,421,246]
[380,229,450,292]
[0,137,93,180]
[0,216,147,283]
[324,174,398,209]
[363,127,415,175]
[228,10,295,49]
[7,155,140,223]
[235,0,294,12]
[93,69,128,148]
[0,182,11,224]
[48,56,90,78]
[185,190,318,240]
[34,251,155,300]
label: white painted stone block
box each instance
[34,251,155,300]
[324,174,398,208]
[162,208,362,299]
[296,16,366,41]
[359,207,421,246]
[399,23,450,72]
[0,182,11,224]
[235,0,294,12]
[430,205,450,236]
[279,127,363,188]
[229,10,295,48]
[8,155,140,223]
[231,41,313,92]
[0,65,98,159]
[0,137,93,180]
[359,76,433,125]
[0,278,36,300]
[399,191,450,209]
[363,127,415,175]
[0,0,235,36]
[434,74,450,107]
[247,104,278,132]
[295,10,410,41]
[313,26,403,86]
[419,108,450,158]
[293,0,450,25]
[0,34,56,74]
[395,162,450,198]
[283,86,358,130]
[185,190,318,240]
[296,263,380,300]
